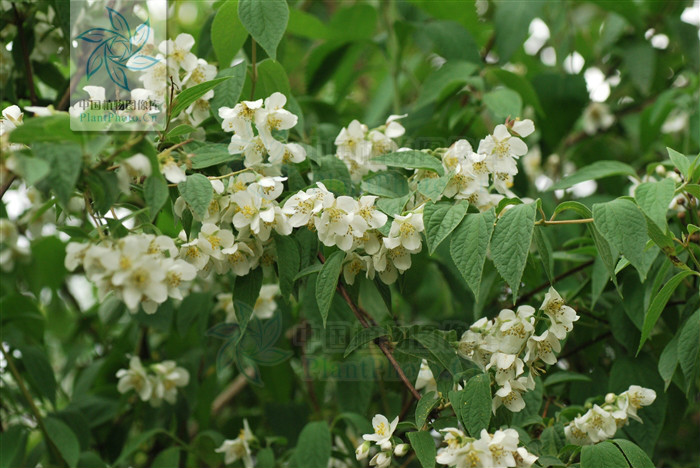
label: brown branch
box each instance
[515,259,594,307]
[211,368,255,415]
[560,331,612,360]
[317,253,422,401]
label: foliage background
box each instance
[1,0,699,467]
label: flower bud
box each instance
[355,441,371,461]
[379,439,393,452]
[394,443,410,457]
[655,164,666,176]
[605,393,616,404]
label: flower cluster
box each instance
[335,116,407,182]
[116,356,189,407]
[457,287,579,412]
[65,233,197,314]
[355,414,409,468]
[215,419,257,468]
[436,427,537,468]
[564,385,656,445]
[220,92,306,169]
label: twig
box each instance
[317,253,422,401]
[211,368,255,414]
[480,33,496,62]
[560,331,612,360]
[515,259,594,306]
[1,175,16,199]
[536,218,594,226]
[1,346,66,466]
[12,4,38,105]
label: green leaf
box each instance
[14,154,50,185]
[612,439,655,468]
[0,426,27,468]
[417,176,450,201]
[657,332,679,390]
[178,174,213,219]
[634,178,675,231]
[190,144,241,169]
[251,59,292,99]
[345,326,386,357]
[450,210,496,298]
[491,202,537,300]
[293,421,331,468]
[533,226,554,282]
[667,147,691,178]
[152,447,181,468]
[638,270,695,353]
[287,9,330,39]
[34,142,82,208]
[177,292,212,336]
[372,150,445,175]
[376,193,411,218]
[45,416,80,467]
[483,88,523,121]
[494,0,544,61]
[544,371,592,387]
[238,0,289,60]
[593,199,650,281]
[581,441,630,468]
[420,20,480,62]
[423,201,469,254]
[624,43,656,94]
[489,69,545,116]
[211,0,248,68]
[211,63,248,123]
[18,346,57,406]
[171,76,232,118]
[550,161,637,191]
[407,431,436,468]
[415,391,440,429]
[143,175,169,221]
[414,331,459,377]
[10,115,85,144]
[316,251,345,327]
[361,171,409,198]
[274,234,300,300]
[460,373,491,437]
[678,310,700,391]
[414,61,479,109]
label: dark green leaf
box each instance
[407,431,436,468]
[372,150,445,175]
[178,173,213,219]
[415,391,440,429]
[344,326,386,357]
[423,201,469,254]
[316,251,344,327]
[171,77,232,118]
[450,210,496,298]
[293,421,331,468]
[491,202,537,300]
[212,0,248,68]
[551,161,637,191]
[238,0,289,60]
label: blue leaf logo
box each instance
[75,7,160,91]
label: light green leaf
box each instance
[638,270,695,353]
[211,63,248,123]
[581,441,630,468]
[190,144,241,169]
[415,391,440,429]
[45,416,80,467]
[171,77,232,118]
[211,0,247,68]
[287,8,330,39]
[483,88,523,120]
[34,142,82,208]
[533,226,554,282]
[178,174,213,219]
[372,150,445,175]
[166,124,195,138]
[550,161,637,191]
[274,234,300,300]
[417,175,451,201]
[489,68,545,116]
[316,251,345,327]
[667,147,691,178]
[414,61,479,109]
[461,373,491,437]
[491,202,537,300]
[634,178,675,231]
[450,210,496,298]
[238,0,289,60]
[361,171,409,198]
[293,421,331,468]
[143,175,169,220]
[14,154,50,186]
[611,439,655,468]
[344,326,386,357]
[376,193,412,218]
[407,431,436,468]
[424,201,469,254]
[593,199,650,281]
[250,59,291,99]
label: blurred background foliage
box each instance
[1,1,699,467]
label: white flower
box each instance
[363,414,398,447]
[514,447,538,467]
[335,120,371,162]
[232,189,267,233]
[524,330,561,365]
[582,103,614,135]
[479,124,528,161]
[185,58,217,89]
[564,419,593,446]
[442,139,473,171]
[253,284,279,319]
[151,361,190,405]
[254,92,298,148]
[282,185,332,227]
[394,444,409,457]
[228,134,268,167]
[198,223,235,260]
[117,153,152,193]
[216,419,255,467]
[355,196,388,232]
[219,99,263,139]
[369,451,392,468]
[138,56,171,100]
[315,195,360,250]
[179,240,211,271]
[111,258,168,312]
[580,404,618,443]
[486,353,525,385]
[488,306,535,354]
[384,212,423,251]
[160,33,198,72]
[620,385,656,422]
[510,119,535,137]
[540,287,579,339]
[479,428,519,468]
[160,157,186,184]
[415,359,438,394]
[221,241,258,276]
[163,258,197,300]
[343,252,375,285]
[116,356,153,401]
[0,105,23,134]
[268,141,307,165]
[355,441,371,461]
[492,379,527,413]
